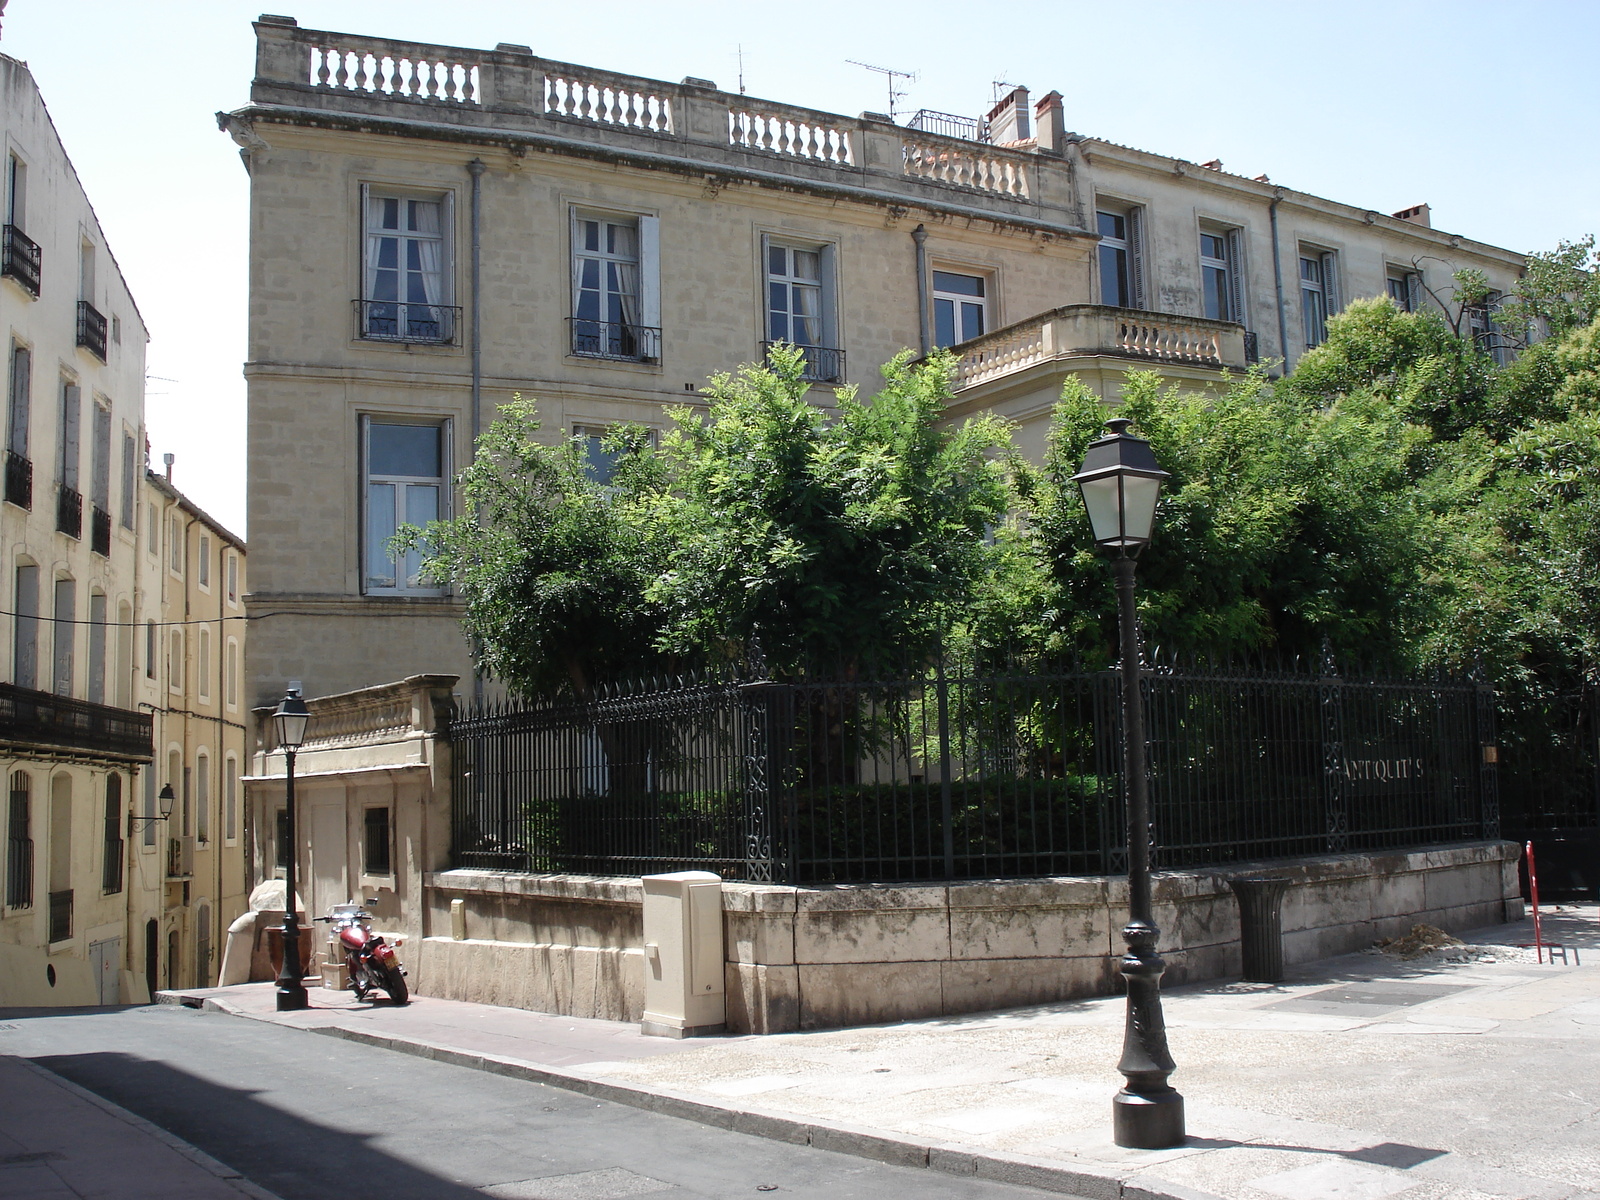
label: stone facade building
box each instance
[223,16,1528,707]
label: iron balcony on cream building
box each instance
[223,16,1529,706]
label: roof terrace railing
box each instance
[251,20,1046,205]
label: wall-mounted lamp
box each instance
[128,784,176,836]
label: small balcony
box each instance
[91,505,112,557]
[353,299,460,346]
[48,888,72,943]
[167,835,195,880]
[2,224,41,297]
[4,450,31,510]
[760,340,845,385]
[945,305,1251,393]
[56,483,82,539]
[76,300,108,360]
[568,318,661,363]
[0,681,154,762]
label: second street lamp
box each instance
[272,687,311,1012]
[1072,416,1185,1150]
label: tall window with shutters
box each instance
[360,192,453,344]
[763,239,840,382]
[1299,246,1340,349]
[13,562,38,689]
[57,380,81,537]
[1096,205,1145,309]
[570,211,660,362]
[1200,227,1245,324]
[6,343,29,509]
[51,577,74,697]
[363,418,448,595]
[120,430,136,529]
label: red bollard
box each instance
[1526,840,1544,964]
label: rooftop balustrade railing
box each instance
[253,22,1054,205]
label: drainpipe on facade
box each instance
[466,159,487,708]
[912,224,931,355]
[1268,188,1289,374]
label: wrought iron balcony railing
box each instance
[2,224,41,297]
[4,450,31,510]
[48,888,72,943]
[760,340,845,384]
[91,506,112,557]
[567,318,661,363]
[353,299,461,345]
[1244,330,1261,364]
[76,300,108,360]
[56,483,82,539]
[0,682,154,762]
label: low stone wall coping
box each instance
[425,869,643,906]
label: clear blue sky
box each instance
[8,0,1598,534]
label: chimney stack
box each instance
[986,86,1031,146]
[163,452,175,482]
[1033,91,1064,153]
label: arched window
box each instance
[224,756,239,844]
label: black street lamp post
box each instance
[272,687,311,1012]
[1072,417,1185,1150]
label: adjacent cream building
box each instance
[1,49,250,1005]
[223,16,1529,706]
[137,463,249,993]
[1,49,152,1004]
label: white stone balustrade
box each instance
[545,69,673,133]
[727,105,853,165]
[902,137,1029,198]
[948,305,1247,389]
[306,38,482,105]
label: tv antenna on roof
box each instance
[992,78,1024,103]
[847,59,916,122]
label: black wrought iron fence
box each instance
[1498,688,1599,898]
[449,657,1497,885]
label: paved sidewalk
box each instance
[165,907,1600,1200]
[0,1049,279,1199]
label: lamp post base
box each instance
[275,980,309,1012]
[1113,1087,1185,1149]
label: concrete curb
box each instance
[15,1055,286,1200]
[173,992,1218,1200]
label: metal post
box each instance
[936,655,955,878]
[1111,553,1183,1148]
[275,747,307,1011]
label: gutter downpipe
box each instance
[1268,188,1289,374]
[912,224,931,355]
[467,158,486,707]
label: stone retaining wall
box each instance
[419,840,1522,1034]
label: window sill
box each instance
[566,352,664,373]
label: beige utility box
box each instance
[640,871,726,1038]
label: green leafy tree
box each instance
[648,346,1015,675]
[398,398,668,699]
[1009,369,1444,668]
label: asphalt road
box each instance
[1,1004,1065,1200]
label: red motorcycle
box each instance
[317,902,408,1004]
